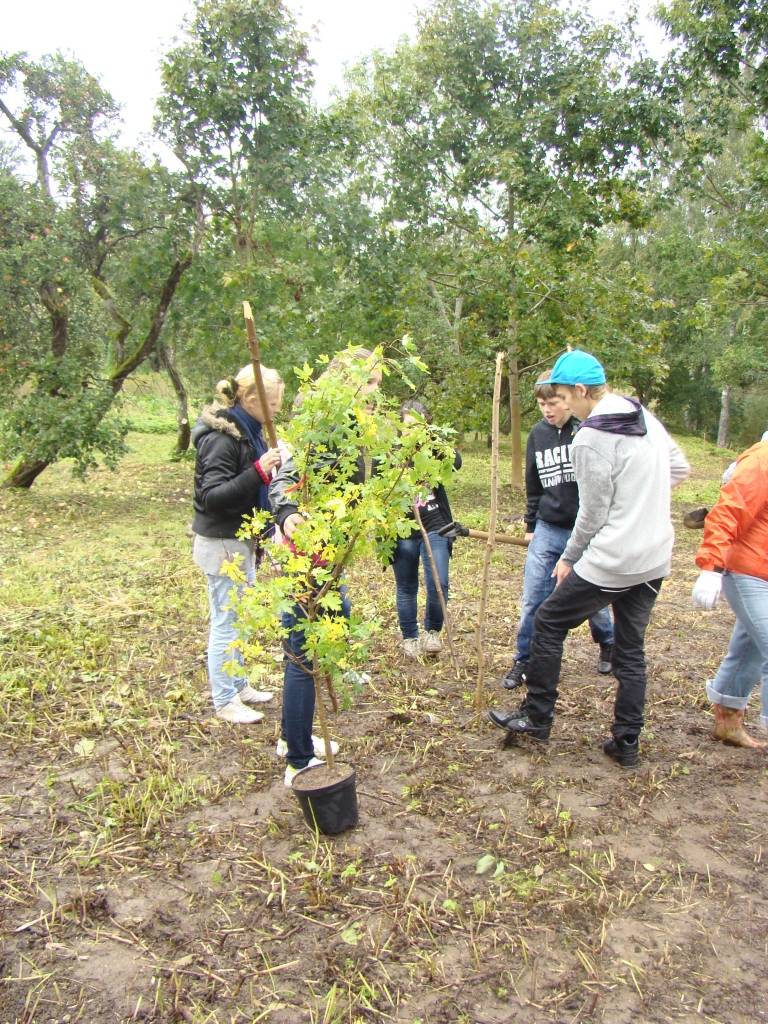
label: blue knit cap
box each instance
[543,349,606,387]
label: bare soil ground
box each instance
[1,433,766,1024]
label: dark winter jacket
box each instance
[524,417,579,532]
[191,404,271,539]
[368,449,461,541]
[407,450,462,536]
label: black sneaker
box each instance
[501,661,527,690]
[597,644,613,675]
[603,735,639,768]
[488,709,551,741]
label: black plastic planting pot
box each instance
[291,763,358,835]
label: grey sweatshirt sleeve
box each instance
[268,456,301,528]
[668,435,690,488]
[561,445,614,566]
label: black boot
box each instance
[603,735,639,768]
[500,661,527,690]
[488,707,551,741]
[597,643,613,675]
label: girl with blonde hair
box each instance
[191,363,285,723]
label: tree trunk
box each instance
[39,281,68,359]
[92,276,132,366]
[426,279,463,354]
[452,294,463,354]
[1,458,51,489]
[717,385,731,448]
[110,255,192,393]
[158,341,191,456]
[508,336,523,489]
[4,278,67,486]
[3,257,192,488]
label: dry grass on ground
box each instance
[1,428,767,1024]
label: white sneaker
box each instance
[284,757,324,787]
[402,638,421,659]
[216,699,264,724]
[237,684,274,704]
[423,630,442,654]
[275,735,339,758]
[341,669,371,688]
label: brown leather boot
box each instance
[711,704,767,749]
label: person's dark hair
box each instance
[400,398,431,422]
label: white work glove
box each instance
[692,570,723,611]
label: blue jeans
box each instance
[205,569,255,709]
[281,587,351,769]
[516,521,614,663]
[392,532,450,639]
[707,572,768,728]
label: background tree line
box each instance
[1,0,767,487]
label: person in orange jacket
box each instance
[692,439,768,748]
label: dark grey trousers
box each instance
[524,571,663,739]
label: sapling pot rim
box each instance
[291,761,355,792]
[291,762,359,835]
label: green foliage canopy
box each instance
[229,343,456,698]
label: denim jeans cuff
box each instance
[706,680,749,710]
[213,695,236,710]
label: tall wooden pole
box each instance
[508,351,523,490]
[474,352,505,710]
[242,301,278,449]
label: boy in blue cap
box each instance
[489,350,690,767]
[500,370,614,689]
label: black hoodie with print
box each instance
[524,417,580,532]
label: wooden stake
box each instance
[474,351,505,710]
[242,301,278,449]
[413,502,461,680]
[508,350,523,490]
[312,650,335,770]
[463,528,528,548]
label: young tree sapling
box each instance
[226,340,457,771]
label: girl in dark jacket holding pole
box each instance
[191,364,285,723]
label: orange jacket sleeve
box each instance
[695,445,768,571]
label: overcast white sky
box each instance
[3,0,667,152]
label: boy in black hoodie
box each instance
[500,372,614,689]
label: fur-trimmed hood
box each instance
[191,402,273,537]
[191,403,244,448]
